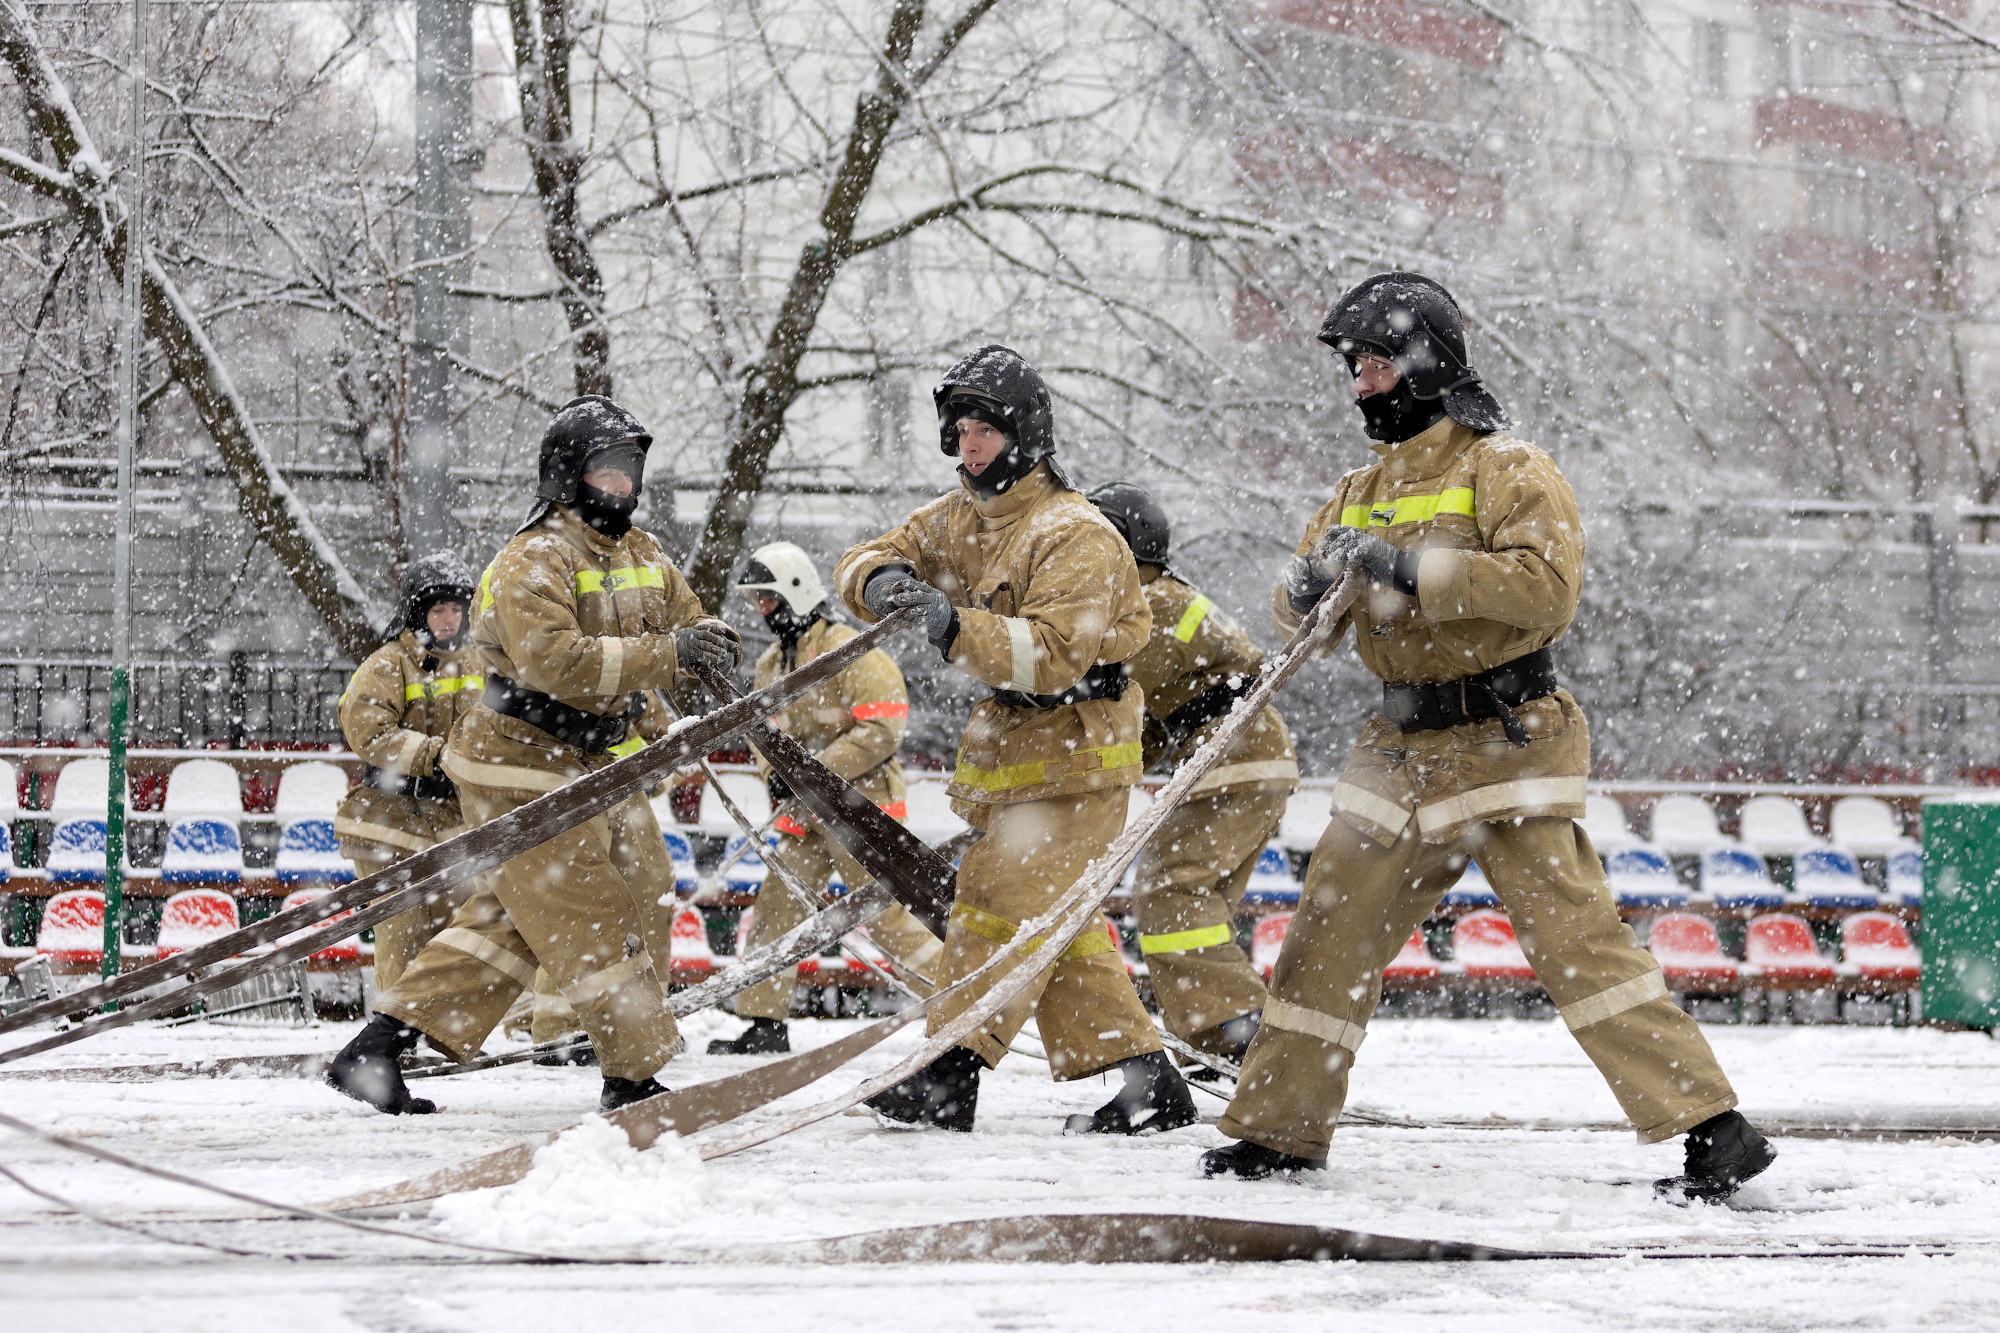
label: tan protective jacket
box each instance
[1129,570,1297,798]
[837,462,1150,810]
[752,615,910,832]
[334,630,480,859]
[1277,418,1590,846]
[444,506,735,794]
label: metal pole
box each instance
[1927,496,1961,778]
[105,0,147,995]
[408,0,473,561]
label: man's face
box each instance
[1351,352,1401,400]
[956,417,1010,474]
[582,466,634,497]
[752,592,782,618]
[427,601,464,641]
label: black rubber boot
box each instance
[865,1044,985,1132]
[326,1013,437,1116]
[534,1037,599,1067]
[599,1076,669,1112]
[1200,1139,1326,1180]
[706,1017,791,1055]
[1655,1110,1777,1202]
[1064,1050,1201,1135]
[1186,1010,1261,1082]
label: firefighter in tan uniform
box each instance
[837,345,1195,1136]
[705,541,943,1056]
[328,395,740,1117]
[334,554,484,994]
[1085,484,1298,1066]
[1202,274,1775,1203]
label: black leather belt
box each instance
[362,765,457,802]
[1161,676,1256,748]
[994,662,1128,711]
[483,675,642,755]
[1380,647,1557,748]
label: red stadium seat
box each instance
[1382,928,1439,983]
[1841,911,1920,982]
[36,889,106,967]
[1744,913,1834,984]
[670,904,715,981]
[1645,913,1739,988]
[280,887,361,965]
[1451,910,1535,980]
[1250,912,1291,980]
[156,889,240,960]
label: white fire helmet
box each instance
[736,541,827,616]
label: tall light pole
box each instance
[409,0,473,562]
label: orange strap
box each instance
[775,799,905,839]
[851,701,909,720]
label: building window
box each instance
[1693,20,1728,98]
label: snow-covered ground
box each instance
[4,1007,1999,1331]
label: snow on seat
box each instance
[279,887,360,964]
[1241,843,1299,905]
[670,904,716,979]
[903,779,970,843]
[1250,912,1291,979]
[161,819,244,884]
[1645,913,1738,989]
[36,889,105,966]
[1841,911,1921,983]
[1829,796,1914,860]
[46,819,108,881]
[156,888,240,958]
[1887,848,1923,908]
[1647,795,1727,856]
[1605,845,1686,908]
[49,758,111,817]
[1276,789,1331,853]
[1451,910,1535,980]
[274,761,350,818]
[1700,846,1784,910]
[1794,846,1875,909]
[1440,856,1499,908]
[721,833,773,897]
[275,819,352,883]
[0,758,17,816]
[1744,913,1835,985]
[1579,793,1636,853]
[1382,927,1439,983]
[1738,795,1823,859]
[163,758,244,817]
[661,828,700,896]
[696,771,771,837]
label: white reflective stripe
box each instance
[1186,758,1301,797]
[1560,967,1669,1033]
[383,729,429,771]
[1416,776,1588,836]
[433,927,539,988]
[597,637,625,697]
[563,950,653,1007]
[442,748,575,793]
[332,816,434,854]
[1003,617,1037,691]
[1330,781,1412,838]
[1264,996,1366,1054]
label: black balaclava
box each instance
[1356,374,1450,444]
[950,400,1035,500]
[577,439,645,538]
[409,594,470,651]
[762,600,824,663]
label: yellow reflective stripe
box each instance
[1337,487,1476,529]
[949,902,1116,962]
[574,566,666,596]
[606,735,644,759]
[403,682,428,702]
[1173,596,1214,644]
[478,563,496,612]
[951,741,1144,793]
[403,674,482,702]
[1138,923,1234,956]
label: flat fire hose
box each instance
[0,610,918,1061]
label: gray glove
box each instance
[864,568,959,649]
[674,623,739,676]
[861,565,912,619]
[1282,526,1411,612]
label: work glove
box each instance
[768,773,793,806]
[864,569,960,650]
[1283,527,1412,612]
[674,623,740,677]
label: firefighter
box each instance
[1199,273,1775,1203]
[333,553,483,994]
[1085,483,1298,1068]
[835,345,1196,1136]
[327,395,740,1116]
[704,541,944,1055]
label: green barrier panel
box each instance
[1922,796,2000,1030]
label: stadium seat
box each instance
[1440,856,1500,908]
[0,758,17,817]
[696,772,771,837]
[1241,843,1299,905]
[903,779,971,843]
[1699,846,1784,910]
[662,828,701,897]
[1451,910,1535,980]
[1605,845,1687,908]
[0,820,8,885]
[274,761,350,818]
[1579,794,1636,853]
[48,758,111,817]
[161,818,245,884]
[1794,847,1875,909]
[1841,912,1921,983]
[1647,795,1727,855]
[1743,913,1835,985]
[1887,848,1923,908]
[1382,927,1440,983]
[1124,786,1153,831]
[669,904,716,979]
[279,887,361,965]
[35,889,106,967]
[1829,797,1914,860]
[825,866,849,898]
[1276,789,1331,853]
[1738,795,1822,859]
[1645,913,1738,989]
[156,888,240,958]
[1250,912,1291,979]
[721,833,772,897]
[164,758,244,817]
[46,818,108,881]
[274,819,353,883]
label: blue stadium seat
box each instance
[275,818,353,883]
[1699,846,1784,910]
[1887,848,1923,908]
[722,833,773,897]
[46,819,108,882]
[161,818,244,885]
[1241,843,1299,906]
[1795,846,1875,909]
[1606,845,1687,908]
[1440,856,1501,908]
[662,828,700,897]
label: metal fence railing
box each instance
[0,655,352,750]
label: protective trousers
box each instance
[1131,785,1285,1048]
[377,779,681,1080]
[734,827,944,1021]
[366,867,474,997]
[932,788,1161,1078]
[1220,814,1737,1160]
